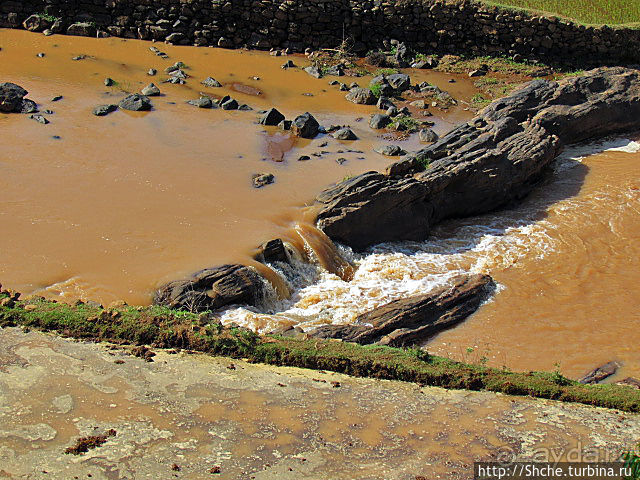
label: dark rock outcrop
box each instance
[316,68,640,250]
[0,83,31,113]
[259,108,285,126]
[311,274,494,346]
[154,264,267,312]
[578,361,621,384]
[291,112,319,139]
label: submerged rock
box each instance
[154,264,267,312]
[67,22,96,37]
[315,67,640,250]
[119,94,152,111]
[93,104,118,116]
[311,274,494,346]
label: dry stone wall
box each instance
[1,0,639,64]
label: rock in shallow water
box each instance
[141,83,160,96]
[345,87,376,105]
[332,127,357,140]
[154,264,267,312]
[252,173,274,188]
[119,94,152,111]
[291,112,319,139]
[93,104,118,116]
[311,274,494,346]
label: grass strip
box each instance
[1,292,638,413]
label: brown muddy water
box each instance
[1,29,640,382]
[0,28,473,305]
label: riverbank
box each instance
[2,290,639,412]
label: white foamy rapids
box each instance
[220,137,639,333]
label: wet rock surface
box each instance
[119,93,152,111]
[316,67,640,250]
[153,264,267,312]
[579,361,621,384]
[311,274,494,346]
[0,82,32,113]
[0,328,638,479]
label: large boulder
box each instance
[154,264,267,312]
[0,83,29,113]
[311,274,494,346]
[315,68,640,250]
[291,112,319,139]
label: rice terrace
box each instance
[1,0,640,478]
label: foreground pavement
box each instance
[0,327,637,479]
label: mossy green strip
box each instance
[1,294,638,413]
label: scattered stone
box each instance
[30,114,49,124]
[104,77,114,86]
[326,65,344,76]
[252,173,275,188]
[221,98,238,110]
[119,94,152,111]
[419,128,439,143]
[410,100,428,109]
[51,95,63,102]
[281,60,296,69]
[201,77,222,88]
[386,73,411,91]
[148,68,157,76]
[349,82,359,89]
[71,55,87,61]
[336,157,347,164]
[141,83,160,96]
[259,108,285,126]
[37,52,45,58]
[345,87,376,105]
[291,112,320,138]
[297,155,310,161]
[238,104,253,111]
[187,97,212,108]
[328,80,339,86]
[369,114,391,129]
[377,96,395,110]
[93,104,118,116]
[374,144,406,156]
[338,83,349,91]
[469,68,488,78]
[304,66,323,79]
[332,127,357,140]
[386,106,398,117]
[20,99,38,114]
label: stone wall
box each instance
[1,0,639,65]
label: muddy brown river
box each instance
[1,29,640,381]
